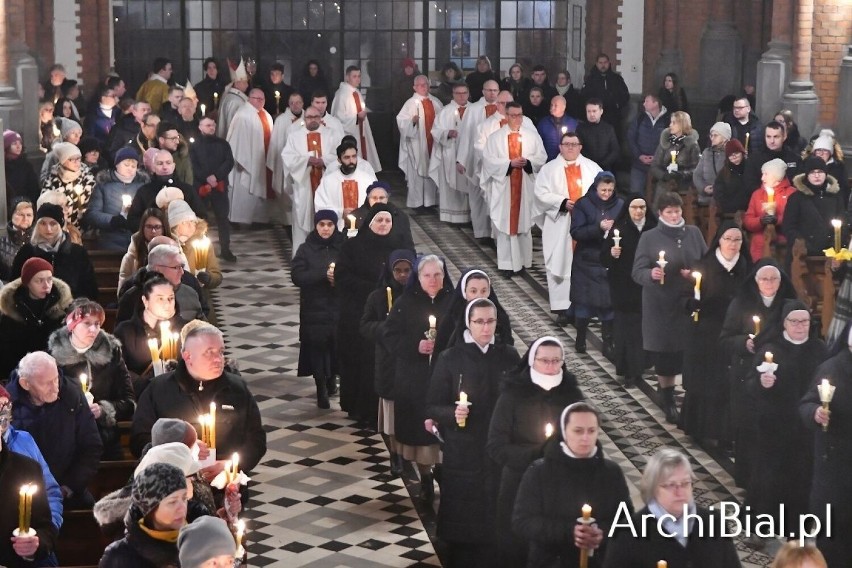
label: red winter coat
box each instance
[742,178,795,261]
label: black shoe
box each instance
[315,377,330,409]
[624,375,641,387]
[499,270,514,278]
[555,312,570,326]
[574,318,588,354]
[327,375,338,396]
[477,237,496,248]
[389,453,404,477]
[659,387,680,424]
[220,249,237,263]
[419,473,435,505]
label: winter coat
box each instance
[117,267,207,325]
[4,156,40,208]
[41,165,98,229]
[576,121,620,172]
[48,329,135,459]
[658,87,688,114]
[513,441,631,568]
[360,283,402,400]
[632,222,707,352]
[98,518,179,568]
[106,114,141,159]
[601,209,658,313]
[742,145,801,199]
[522,101,549,127]
[713,158,749,214]
[127,175,205,231]
[0,222,31,282]
[189,134,235,190]
[783,173,848,256]
[7,370,103,495]
[3,426,64,530]
[693,145,726,205]
[0,446,57,568]
[603,505,741,568]
[580,70,630,123]
[426,341,520,543]
[570,187,624,309]
[0,278,72,380]
[130,360,267,471]
[382,283,454,446]
[84,106,120,145]
[627,109,669,171]
[465,70,500,103]
[741,177,796,261]
[177,220,223,289]
[11,237,98,300]
[291,229,344,376]
[114,313,187,398]
[501,77,532,104]
[537,115,580,162]
[649,129,701,200]
[85,169,150,251]
[722,111,763,151]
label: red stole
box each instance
[259,110,274,198]
[485,104,497,118]
[458,106,466,120]
[499,118,508,128]
[307,131,323,192]
[353,91,367,160]
[508,131,523,236]
[421,98,436,155]
[564,163,582,202]
[342,180,359,210]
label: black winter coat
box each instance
[570,189,624,308]
[0,278,72,381]
[189,134,235,189]
[98,518,179,568]
[513,441,631,568]
[114,313,188,398]
[127,175,205,231]
[48,329,136,459]
[130,360,267,471]
[576,121,620,172]
[11,238,98,300]
[427,341,521,543]
[713,159,749,213]
[601,211,657,313]
[603,506,741,568]
[783,173,848,256]
[359,279,406,399]
[4,156,40,209]
[8,370,103,494]
[580,71,630,123]
[0,447,57,568]
[465,70,500,103]
[0,222,30,282]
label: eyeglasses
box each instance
[470,318,498,326]
[720,236,743,243]
[144,224,164,231]
[786,318,810,326]
[158,264,184,272]
[163,135,180,142]
[535,357,562,366]
[560,142,581,148]
[659,480,693,491]
[629,205,647,210]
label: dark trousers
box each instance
[203,188,231,252]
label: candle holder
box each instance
[612,229,621,248]
[755,352,778,375]
[818,379,836,432]
[656,252,667,285]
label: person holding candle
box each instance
[487,336,583,567]
[603,449,741,567]
[0,428,56,567]
[536,95,579,162]
[805,129,849,206]
[351,181,415,249]
[782,156,848,257]
[632,192,707,424]
[47,298,135,460]
[426,298,521,565]
[719,259,797,487]
[742,158,796,262]
[601,197,657,386]
[360,249,416,476]
[0,257,74,381]
[382,254,454,502]
[513,402,631,568]
[798,323,852,567]
[168,199,222,289]
[680,222,751,444]
[739,300,826,549]
[648,111,700,210]
[291,209,345,409]
[126,149,206,231]
[84,147,149,251]
[335,204,410,422]
[119,208,169,291]
[712,138,750,215]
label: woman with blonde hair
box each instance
[649,111,700,209]
[770,542,826,568]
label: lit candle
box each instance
[692,272,702,300]
[18,486,25,533]
[658,562,668,568]
[429,315,437,330]
[766,187,775,205]
[745,132,750,152]
[80,373,88,393]
[578,504,594,567]
[160,322,171,359]
[457,390,469,428]
[121,194,132,210]
[561,126,568,135]
[200,103,206,116]
[172,332,180,359]
[832,219,842,252]
[670,150,677,165]
[545,423,554,438]
[148,338,160,365]
[193,236,211,272]
[198,415,208,446]
[231,452,240,482]
[235,518,246,554]
[348,214,356,231]
[458,391,468,404]
[18,483,36,534]
[209,403,217,449]
[386,286,393,312]
[274,90,281,106]
[613,229,621,247]
[657,251,667,285]
[582,504,592,520]
[818,379,836,432]
[213,92,219,108]
[764,351,773,364]
[753,315,761,336]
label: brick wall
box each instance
[78,0,113,89]
[23,0,54,72]
[811,0,850,125]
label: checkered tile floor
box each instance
[209,172,775,567]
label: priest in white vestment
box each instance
[397,75,443,209]
[281,109,340,256]
[331,66,382,173]
[226,88,273,224]
[266,92,305,226]
[309,93,345,142]
[314,139,377,231]
[480,102,546,274]
[429,82,471,223]
[533,130,602,314]
[216,59,250,138]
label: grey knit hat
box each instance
[131,463,187,518]
[178,516,236,568]
[151,418,196,447]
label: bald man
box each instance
[226,88,274,225]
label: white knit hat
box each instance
[761,158,788,181]
[813,132,834,153]
[168,199,198,228]
[710,122,732,141]
[156,186,185,210]
[53,141,82,164]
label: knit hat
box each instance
[761,158,787,180]
[802,156,827,176]
[314,209,338,226]
[813,131,834,153]
[135,442,201,478]
[53,141,81,165]
[594,171,616,184]
[57,117,82,140]
[156,187,185,210]
[131,463,187,518]
[20,257,54,286]
[710,122,732,141]
[725,139,745,157]
[114,147,139,167]
[36,202,65,227]
[3,129,21,150]
[366,180,392,196]
[151,418,197,448]
[168,199,198,228]
[178,517,236,568]
[11,197,34,215]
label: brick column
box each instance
[756,0,794,120]
[781,0,819,138]
[654,0,682,87]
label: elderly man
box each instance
[267,92,305,199]
[7,352,102,508]
[331,66,382,172]
[481,101,547,276]
[314,139,378,231]
[157,121,193,185]
[191,116,236,262]
[227,88,274,226]
[130,324,267,481]
[127,149,205,229]
[397,75,443,211]
[533,131,602,320]
[536,95,579,161]
[282,107,340,255]
[216,60,250,139]
[429,82,471,224]
[136,58,174,114]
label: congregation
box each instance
[1,48,850,568]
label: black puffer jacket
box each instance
[570,185,624,308]
[11,236,98,300]
[99,516,180,568]
[783,173,848,256]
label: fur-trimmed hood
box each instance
[0,277,73,322]
[93,485,132,527]
[792,172,840,196]
[47,328,122,368]
[657,127,700,149]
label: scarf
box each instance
[555,84,569,96]
[668,133,686,147]
[137,519,181,543]
[659,217,685,229]
[530,368,562,391]
[35,229,65,252]
[715,248,739,272]
[115,170,136,184]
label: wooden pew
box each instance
[789,238,837,337]
[87,249,124,271]
[55,509,112,567]
[88,459,137,501]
